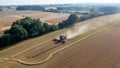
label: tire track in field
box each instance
[10,39,52,58]
[4,21,119,65]
[10,30,65,57]
[0,34,49,54]
[0,30,63,58]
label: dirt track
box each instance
[46,23,120,68]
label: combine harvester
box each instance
[53,34,67,44]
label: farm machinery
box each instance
[53,34,67,44]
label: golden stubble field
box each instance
[47,20,120,68]
[0,10,69,32]
[0,13,120,68]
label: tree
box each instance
[49,25,59,31]
[9,24,28,41]
[43,23,51,32]
[0,34,11,46]
[67,14,79,24]
[58,14,78,29]
[16,6,44,11]
[29,19,44,36]
[0,17,59,48]
[4,29,10,34]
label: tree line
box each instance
[0,12,107,48]
[0,17,58,47]
[16,5,119,15]
[16,5,44,11]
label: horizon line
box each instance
[0,2,120,6]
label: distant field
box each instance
[0,9,69,32]
[0,9,40,17]
[0,13,120,68]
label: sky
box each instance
[0,0,120,5]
